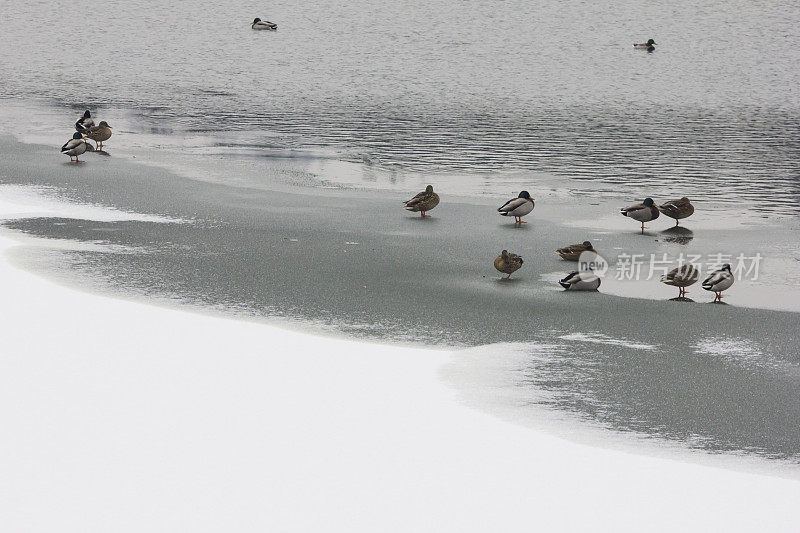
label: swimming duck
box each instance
[556,241,595,262]
[658,197,694,226]
[497,190,535,224]
[75,110,94,134]
[702,264,734,302]
[660,264,699,298]
[61,132,88,162]
[621,197,659,234]
[494,250,523,279]
[251,18,277,30]
[634,39,657,50]
[84,121,112,150]
[403,185,440,217]
[558,270,601,291]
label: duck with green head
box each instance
[251,17,277,30]
[621,197,660,234]
[61,132,88,162]
[634,38,657,49]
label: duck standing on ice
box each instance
[61,132,88,162]
[75,110,94,134]
[84,121,112,150]
[494,250,524,279]
[403,185,440,218]
[658,197,694,226]
[702,264,734,302]
[621,197,659,234]
[661,264,699,298]
[497,191,535,224]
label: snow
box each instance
[1,187,800,532]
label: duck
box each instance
[497,190,535,224]
[403,185,440,217]
[658,197,694,226]
[556,241,595,261]
[61,132,88,162]
[634,39,657,51]
[251,18,277,30]
[84,121,112,150]
[621,197,659,234]
[75,110,94,134]
[494,250,523,279]
[558,270,601,291]
[660,264,699,298]
[702,264,734,302]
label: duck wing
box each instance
[75,117,95,133]
[498,197,527,213]
[404,191,430,207]
[61,138,82,152]
[620,202,645,216]
[702,270,725,289]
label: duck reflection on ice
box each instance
[660,226,693,244]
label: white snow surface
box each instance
[2,188,800,532]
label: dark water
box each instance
[2,0,800,213]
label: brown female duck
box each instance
[494,250,524,279]
[403,185,440,217]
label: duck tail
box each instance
[559,281,570,289]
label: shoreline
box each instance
[2,184,799,479]
[3,179,800,532]
[3,131,800,463]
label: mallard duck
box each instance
[556,241,595,261]
[558,271,601,291]
[75,110,94,134]
[403,185,440,217]
[61,132,88,162]
[658,197,694,226]
[702,264,734,302]
[497,190,535,224]
[84,121,112,150]
[494,250,523,279]
[621,197,659,234]
[660,264,699,298]
[634,39,657,50]
[251,18,277,30]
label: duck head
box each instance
[98,121,111,128]
[722,264,732,273]
[252,18,261,24]
[643,197,656,207]
[82,110,91,118]
[501,250,509,258]
[425,185,434,193]
[646,39,656,46]
[583,241,593,248]
[518,190,533,200]
[72,132,83,140]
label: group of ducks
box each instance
[403,185,735,301]
[60,110,113,162]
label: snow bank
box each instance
[1,188,799,532]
